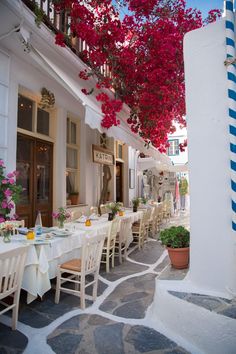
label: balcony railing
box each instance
[22,0,111,78]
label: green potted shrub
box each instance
[132,197,140,212]
[69,191,79,205]
[160,226,190,269]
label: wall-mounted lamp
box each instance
[39,87,55,109]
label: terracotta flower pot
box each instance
[167,247,189,269]
[69,194,79,205]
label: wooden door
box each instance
[116,162,123,203]
[16,133,53,227]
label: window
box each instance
[66,117,80,196]
[17,94,50,136]
[168,139,179,156]
[116,141,124,160]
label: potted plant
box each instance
[132,197,140,212]
[160,226,190,269]
[69,191,79,205]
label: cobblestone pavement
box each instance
[0,211,193,354]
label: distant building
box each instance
[167,123,188,166]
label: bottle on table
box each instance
[35,210,43,235]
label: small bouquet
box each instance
[107,202,122,215]
[52,207,71,228]
[0,221,15,242]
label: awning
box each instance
[137,157,188,173]
[28,45,172,165]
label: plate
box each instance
[52,231,73,237]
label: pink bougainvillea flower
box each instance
[1,179,8,184]
[4,189,12,197]
[0,160,4,167]
[1,201,8,208]
[8,202,14,209]
[8,178,15,185]
[0,216,5,223]
[7,172,15,178]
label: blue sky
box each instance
[186,0,223,18]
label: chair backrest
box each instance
[12,220,25,235]
[0,246,28,300]
[70,210,82,221]
[107,218,120,248]
[90,206,98,215]
[100,204,108,215]
[81,234,105,274]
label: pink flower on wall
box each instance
[0,159,23,222]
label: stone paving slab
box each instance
[169,291,236,319]
[47,314,189,354]
[159,265,188,281]
[99,273,156,318]
[0,323,28,354]
[15,279,107,328]
[100,259,148,281]
[128,241,165,264]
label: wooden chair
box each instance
[100,204,108,215]
[115,219,129,264]
[101,218,120,272]
[0,246,28,330]
[163,200,171,221]
[55,233,105,309]
[70,210,82,221]
[12,220,25,235]
[132,214,144,250]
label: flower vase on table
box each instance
[3,230,11,243]
[52,207,71,230]
[58,220,64,229]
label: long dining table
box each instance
[0,209,143,304]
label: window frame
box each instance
[17,88,54,142]
[167,139,180,156]
[66,116,80,196]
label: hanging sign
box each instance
[92,145,114,165]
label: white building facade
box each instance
[0,0,171,227]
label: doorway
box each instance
[16,133,53,227]
[116,162,123,203]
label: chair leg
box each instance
[111,246,115,268]
[119,243,122,264]
[106,249,110,273]
[80,278,86,310]
[55,270,61,304]
[12,289,20,330]
[92,273,99,301]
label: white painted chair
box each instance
[90,206,98,215]
[115,219,129,264]
[0,246,28,330]
[100,204,108,215]
[132,214,145,250]
[101,218,120,272]
[55,233,105,309]
[12,220,25,235]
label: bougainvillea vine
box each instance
[53,0,221,152]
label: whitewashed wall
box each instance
[185,18,236,297]
[0,46,101,211]
[128,146,139,205]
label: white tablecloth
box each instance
[0,230,86,303]
[70,209,143,246]
[0,210,143,303]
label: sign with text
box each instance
[92,145,114,166]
